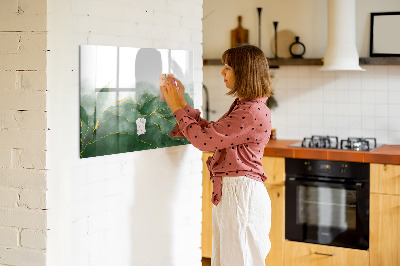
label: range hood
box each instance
[320,0,365,71]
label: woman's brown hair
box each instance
[221,44,273,99]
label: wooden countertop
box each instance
[263,139,400,165]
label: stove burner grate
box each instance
[298,136,378,151]
[301,135,339,149]
[340,137,377,151]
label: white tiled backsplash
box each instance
[203,65,400,145]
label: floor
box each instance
[202,257,211,266]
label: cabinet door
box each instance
[370,163,400,195]
[264,185,284,266]
[202,152,213,258]
[261,156,285,185]
[370,193,400,266]
[284,241,369,266]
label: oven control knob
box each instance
[304,161,312,171]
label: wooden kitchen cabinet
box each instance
[370,163,400,195]
[284,241,369,266]
[262,156,285,266]
[261,156,285,186]
[202,152,213,258]
[370,193,400,266]
[264,184,285,266]
[370,163,400,266]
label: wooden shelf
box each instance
[359,57,400,65]
[202,59,223,66]
[268,58,322,67]
[203,57,400,67]
[203,58,323,67]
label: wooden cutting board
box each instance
[231,16,249,48]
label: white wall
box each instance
[0,0,48,265]
[203,0,400,145]
[203,0,400,58]
[46,0,203,266]
[204,0,326,59]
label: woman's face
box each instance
[220,64,235,89]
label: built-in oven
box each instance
[285,158,369,250]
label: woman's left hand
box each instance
[160,78,184,113]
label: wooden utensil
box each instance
[231,16,249,48]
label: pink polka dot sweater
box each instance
[170,97,272,206]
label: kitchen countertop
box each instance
[263,139,400,165]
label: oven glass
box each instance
[297,186,357,244]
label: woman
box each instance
[161,44,273,266]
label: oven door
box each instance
[285,177,369,250]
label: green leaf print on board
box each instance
[80,45,194,158]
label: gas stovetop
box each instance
[289,135,382,151]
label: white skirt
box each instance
[212,176,271,266]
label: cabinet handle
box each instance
[314,252,335,257]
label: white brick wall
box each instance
[0,169,47,189]
[0,248,46,266]
[0,227,19,247]
[21,229,47,250]
[0,187,19,208]
[0,0,48,265]
[46,0,203,266]
[3,0,203,264]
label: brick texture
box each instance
[0,227,19,247]
[0,247,46,266]
[0,0,47,264]
[19,189,47,209]
[0,208,47,230]
[0,187,19,208]
[21,229,46,250]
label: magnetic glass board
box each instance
[80,45,194,158]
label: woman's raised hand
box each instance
[160,77,185,113]
[173,78,187,108]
